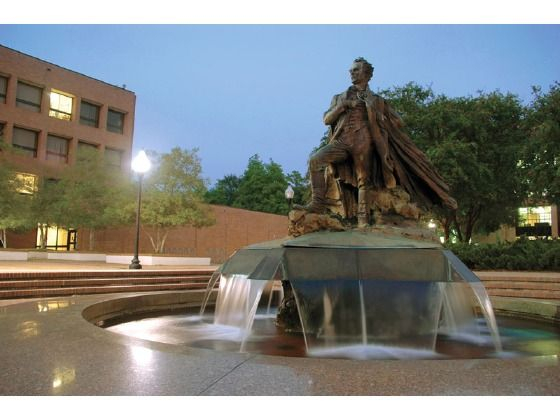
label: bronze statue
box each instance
[298,57,457,227]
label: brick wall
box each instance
[78,205,288,263]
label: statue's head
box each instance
[350,57,374,84]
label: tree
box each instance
[232,155,290,214]
[0,143,32,248]
[378,84,526,243]
[521,82,560,204]
[50,148,132,250]
[205,174,242,206]
[137,147,215,253]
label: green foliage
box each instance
[205,174,241,206]
[52,148,131,230]
[207,155,309,215]
[380,83,526,243]
[138,147,215,253]
[447,238,560,271]
[233,155,290,214]
[0,141,35,247]
[521,82,560,204]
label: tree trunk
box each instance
[38,225,47,249]
[159,231,170,254]
[464,205,481,244]
[1,229,6,248]
[89,229,95,251]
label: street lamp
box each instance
[285,185,294,212]
[129,150,151,269]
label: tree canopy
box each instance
[207,154,309,215]
[136,147,215,253]
[521,82,560,205]
[379,84,527,242]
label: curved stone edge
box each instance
[82,290,217,326]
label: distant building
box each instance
[0,44,136,250]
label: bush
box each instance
[446,238,560,271]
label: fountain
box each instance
[111,57,517,360]
[198,230,503,359]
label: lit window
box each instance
[104,147,123,169]
[36,224,76,250]
[80,100,100,127]
[516,206,552,238]
[49,91,73,121]
[14,172,38,195]
[0,75,7,103]
[518,207,552,227]
[46,134,70,163]
[12,127,38,157]
[16,81,42,112]
[107,109,124,134]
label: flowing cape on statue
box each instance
[326,93,457,218]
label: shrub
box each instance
[446,238,560,271]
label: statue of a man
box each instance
[300,57,457,226]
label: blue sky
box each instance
[1,24,559,185]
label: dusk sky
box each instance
[1,24,559,186]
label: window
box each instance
[46,134,70,163]
[0,122,5,139]
[0,75,7,103]
[14,172,38,195]
[77,141,99,160]
[104,147,123,169]
[16,81,42,112]
[12,127,38,157]
[516,206,553,237]
[49,91,73,121]
[107,109,124,134]
[80,101,100,127]
[36,224,76,250]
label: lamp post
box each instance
[285,185,294,213]
[129,150,151,269]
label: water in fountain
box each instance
[199,232,503,359]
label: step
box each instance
[482,281,560,291]
[0,275,212,290]
[0,269,216,280]
[0,282,211,299]
[486,288,560,300]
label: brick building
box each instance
[0,45,288,259]
[0,44,136,249]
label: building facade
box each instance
[0,44,136,249]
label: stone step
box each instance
[0,275,211,290]
[486,288,560,300]
[482,281,560,291]
[0,269,215,280]
[0,282,211,299]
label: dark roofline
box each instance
[0,44,135,95]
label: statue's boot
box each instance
[294,170,327,214]
[357,186,371,227]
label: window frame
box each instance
[107,108,125,134]
[46,133,70,164]
[49,90,73,121]
[12,127,39,157]
[0,75,8,103]
[79,100,100,127]
[104,147,123,169]
[16,81,43,112]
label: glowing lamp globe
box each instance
[131,150,151,174]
